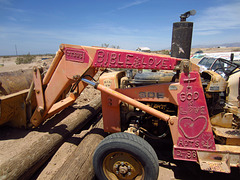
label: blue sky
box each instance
[0,0,240,55]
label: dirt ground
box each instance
[0,55,53,72]
[0,49,240,179]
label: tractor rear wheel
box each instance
[93,132,159,180]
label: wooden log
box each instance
[0,97,102,180]
[51,119,107,180]
[36,133,85,179]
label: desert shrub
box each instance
[232,48,240,52]
[161,50,170,55]
[101,43,120,49]
[16,53,35,64]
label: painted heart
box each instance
[179,116,207,139]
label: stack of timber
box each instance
[0,96,103,180]
[37,118,107,180]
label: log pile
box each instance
[0,97,103,180]
[37,119,107,180]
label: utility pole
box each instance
[15,44,18,56]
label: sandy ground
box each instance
[0,55,53,73]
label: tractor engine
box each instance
[120,70,178,137]
[100,70,178,138]
[99,67,240,143]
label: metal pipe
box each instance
[82,78,170,122]
[81,78,97,87]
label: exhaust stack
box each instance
[171,10,196,59]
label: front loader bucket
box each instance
[0,69,33,96]
[0,69,35,128]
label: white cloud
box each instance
[3,7,25,13]
[7,16,17,21]
[194,30,221,36]
[194,2,240,35]
[0,0,12,5]
[92,23,140,35]
[0,0,25,13]
[118,0,149,10]
[0,22,169,55]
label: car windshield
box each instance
[198,57,216,68]
[198,57,240,79]
[211,60,224,71]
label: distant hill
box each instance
[192,42,240,48]
[221,42,240,47]
[191,46,240,55]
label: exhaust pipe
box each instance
[171,10,196,59]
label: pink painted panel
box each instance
[65,48,89,63]
[174,72,216,162]
[92,49,179,70]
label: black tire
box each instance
[93,132,159,180]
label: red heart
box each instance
[179,116,207,139]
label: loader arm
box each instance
[30,44,181,127]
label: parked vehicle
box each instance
[198,56,240,79]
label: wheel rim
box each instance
[103,151,144,180]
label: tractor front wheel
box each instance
[93,132,159,180]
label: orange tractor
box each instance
[1,12,240,179]
[1,43,240,179]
